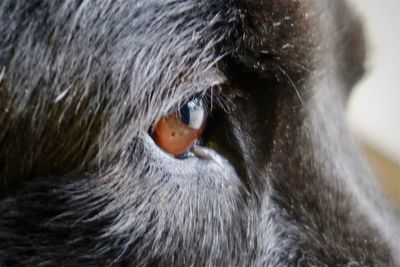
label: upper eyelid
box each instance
[167,90,215,117]
[152,67,226,126]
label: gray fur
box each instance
[0,0,399,266]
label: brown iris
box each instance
[153,99,206,157]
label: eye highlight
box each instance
[152,98,206,157]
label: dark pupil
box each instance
[180,103,191,125]
[179,98,203,126]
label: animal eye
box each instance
[152,98,206,157]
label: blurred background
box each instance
[347,0,400,208]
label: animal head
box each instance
[0,0,398,266]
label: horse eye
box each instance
[153,98,206,157]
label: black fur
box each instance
[0,0,399,266]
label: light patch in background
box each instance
[347,0,400,206]
[347,0,400,163]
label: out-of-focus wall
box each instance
[347,0,400,207]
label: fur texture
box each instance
[0,0,399,266]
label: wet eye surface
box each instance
[152,98,207,157]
